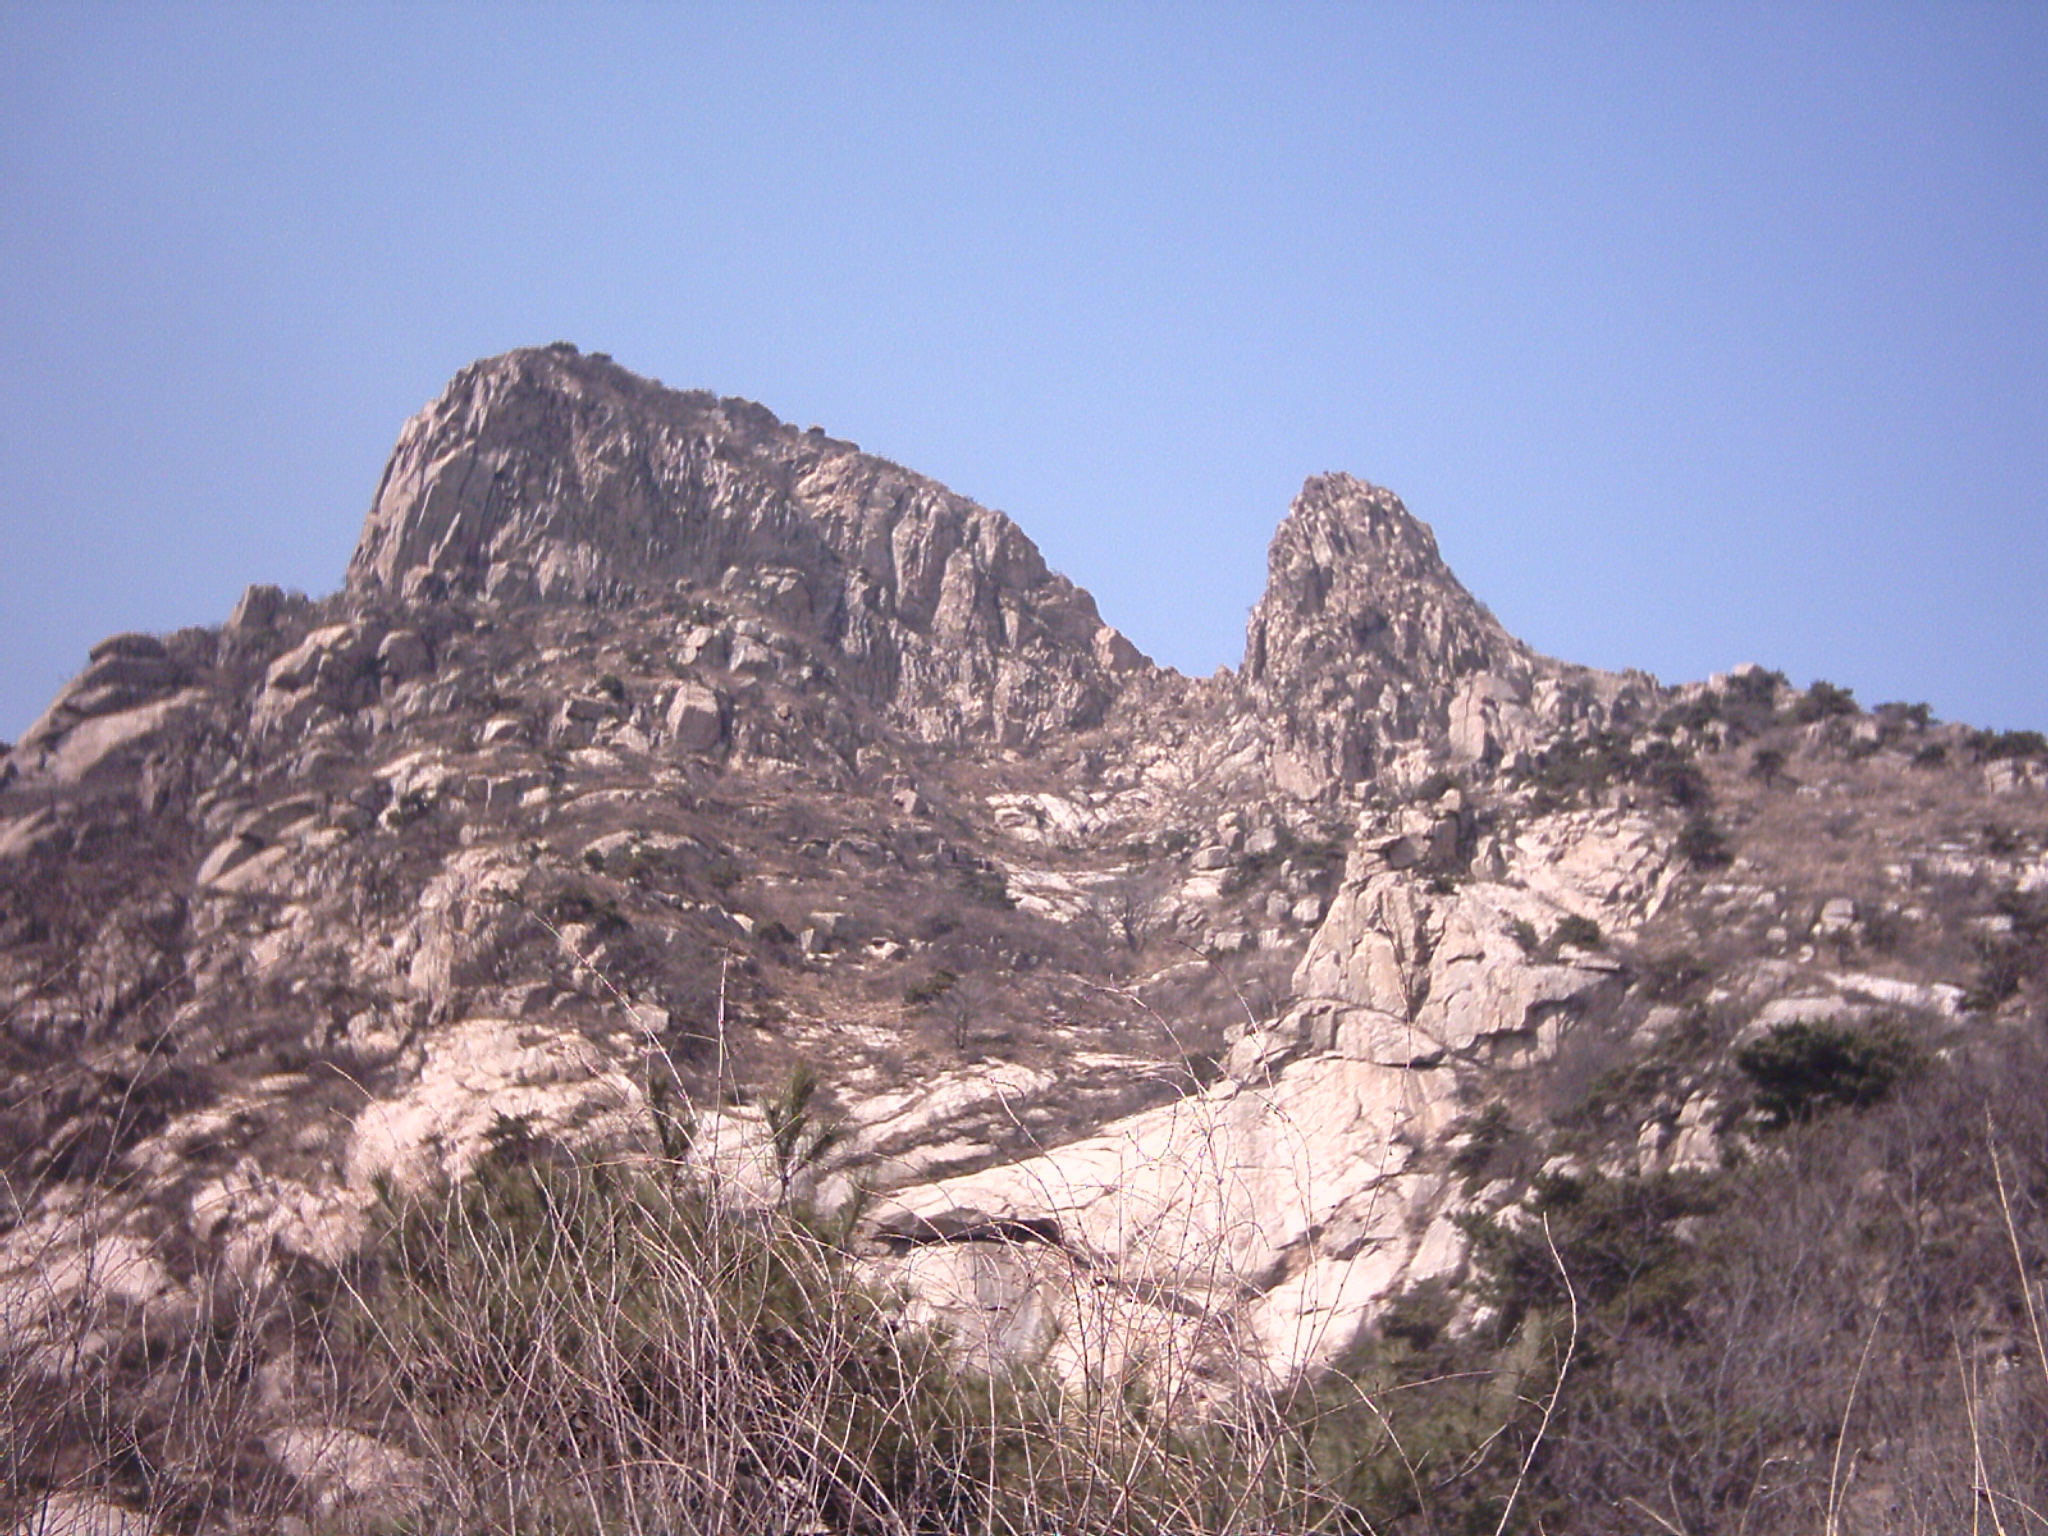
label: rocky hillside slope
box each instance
[2,345,2044,1534]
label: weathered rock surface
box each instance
[865,799,1677,1384]
[871,1053,1460,1382]
[345,1017,652,1194]
[3,343,2043,1522]
[348,345,1147,746]
[1239,475,1654,798]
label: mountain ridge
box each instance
[332,343,1633,798]
[2,344,2043,1533]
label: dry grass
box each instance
[0,1147,1440,1534]
[5,1048,2045,1536]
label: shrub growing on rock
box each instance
[1656,668,1786,744]
[1640,950,1711,1002]
[1791,679,1858,724]
[1677,813,1732,868]
[1549,914,1604,954]
[1734,1019,1920,1128]
[902,968,958,1007]
[1971,727,2048,762]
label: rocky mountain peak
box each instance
[348,344,1146,744]
[1240,474,1539,796]
[5,347,2047,1531]
[1256,472,1459,594]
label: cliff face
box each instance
[349,345,1145,745]
[3,346,2045,1531]
[1241,473,1655,797]
[1245,474,1530,704]
[1241,474,1532,794]
[344,352,1633,790]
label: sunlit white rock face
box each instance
[862,799,1676,1389]
[344,1016,651,1194]
[869,1053,1460,1386]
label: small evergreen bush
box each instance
[1734,1019,1919,1128]
[902,968,958,1007]
[1677,813,1732,868]
[1791,679,1858,724]
[1971,727,2048,761]
[1550,913,1604,953]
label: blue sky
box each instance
[4,3,2044,737]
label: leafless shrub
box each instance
[1463,1030,2048,1536]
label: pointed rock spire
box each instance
[1242,474,1538,795]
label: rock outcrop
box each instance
[2,344,2043,1526]
[349,344,1146,745]
[865,794,1674,1387]
[1241,474,1656,797]
[1243,475,1535,796]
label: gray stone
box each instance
[346,1017,650,1194]
[227,582,286,633]
[267,1425,428,1518]
[870,1051,1460,1384]
[345,347,1144,746]
[665,681,726,750]
[1815,897,1857,936]
[41,690,212,784]
[1749,995,1872,1034]
[19,1492,158,1536]
[264,624,364,693]
[376,628,431,681]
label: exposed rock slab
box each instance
[870,1052,1460,1381]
